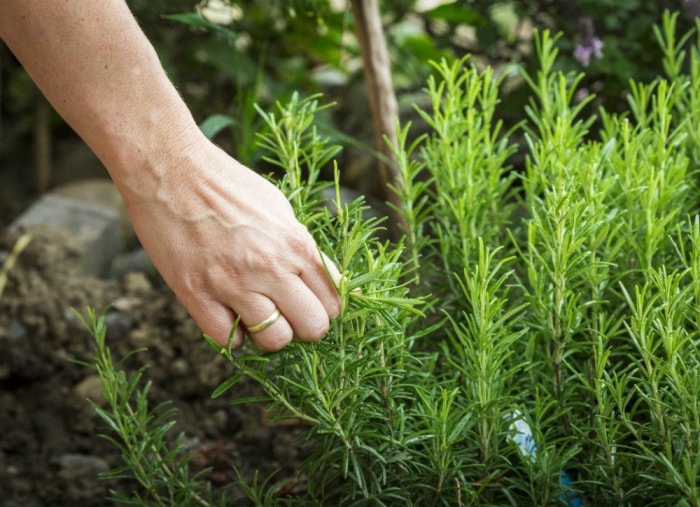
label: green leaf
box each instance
[425,4,484,25]
[211,373,245,399]
[226,396,271,406]
[199,113,237,139]
[164,12,238,39]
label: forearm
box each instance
[0,1,342,350]
[0,0,205,201]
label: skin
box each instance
[0,0,342,351]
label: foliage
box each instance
[118,1,700,187]
[85,10,700,506]
[391,0,700,112]
[126,0,353,167]
[76,307,230,506]
[4,1,699,172]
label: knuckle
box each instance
[286,226,316,257]
[244,248,276,272]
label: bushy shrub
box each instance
[85,11,700,506]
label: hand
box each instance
[122,139,342,351]
[0,0,342,351]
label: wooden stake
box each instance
[350,0,408,240]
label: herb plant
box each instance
[85,11,700,506]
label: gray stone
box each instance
[111,247,154,277]
[73,374,105,402]
[103,309,137,342]
[54,453,110,474]
[4,320,28,343]
[49,178,131,238]
[121,271,153,294]
[10,193,122,277]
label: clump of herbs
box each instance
[83,11,700,507]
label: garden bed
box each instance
[0,226,305,506]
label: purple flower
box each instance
[574,17,603,67]
[574,37,603,67]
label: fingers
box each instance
[190,248,341,353]
[239,276,332,352]
[238,230,341,351]
[275,275,333,340]
[315,251,343,318]
[240,296,293,352]
[190,299,246,349]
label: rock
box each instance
[128,327,152,347]
[73,374,104,402]
[49,178,126,221]
[4,320,28,343]
[121,271,153,294]
[172,358,189,376]
[103,309,137,342]
[111,247,154,277]
[9,192,122,278]
[54,453,110,475]
[49,178,133,246]
[111,296,141,312]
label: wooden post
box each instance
[350,0,408,240]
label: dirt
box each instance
[0,222,310,505]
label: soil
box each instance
[0,159,311,506]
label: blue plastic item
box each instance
[507,411,584,507]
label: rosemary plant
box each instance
[85,10,700,506]
[76,308,227,506]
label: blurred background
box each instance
[1,0,699,223]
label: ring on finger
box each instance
[248,308,281,333]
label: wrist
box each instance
[105,107,210,207]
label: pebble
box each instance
[111,247,153,277]
[4,321,28,343]
[54,453,109,474]
[103,309,136,341]
[111,296,139,312]
[129,327,152,347]
[172,358,189,376]
[122,271,153,293]
[73,374,105,402]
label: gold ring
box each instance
[248,308,281,333]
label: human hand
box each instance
[121,139,342,351]
[0,0,341,351]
